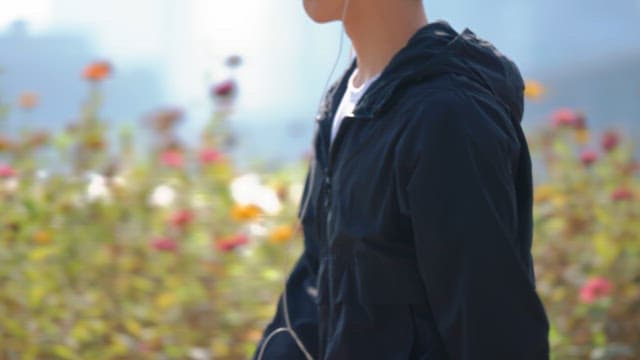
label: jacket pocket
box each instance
[352,249,428,304]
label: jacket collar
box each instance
[315,19,525,125]
[315,20,463,122]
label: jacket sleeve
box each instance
[251,165,320,360]
[402,91,550,360]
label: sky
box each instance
[1,0,639,167]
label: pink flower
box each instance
[611,187,634,202]
[211,79,236,98]
[0,164,17,178]
[169,209,195,227]
[160,149,184,168]
[600,130,620,153]
[215,233,249,252]
[551,108,585,128]
[580,149,598,167]
[198,148,224,164]
[579,276,613,304]
[150,236,178,252]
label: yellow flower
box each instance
[155,292,177,309]
[230,203,263,221]
[551,194,567,208]
[533,184,555,203]
[268,224,294,244]
[33,230,52,245]
[574,128,590,145]
[524,79,545,100]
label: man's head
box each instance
[303,0,423,24]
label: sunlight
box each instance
[0,0,52,32]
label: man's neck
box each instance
[344,1,428,88]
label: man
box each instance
[252,0,551,359]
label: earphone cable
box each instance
[256,1,351,359]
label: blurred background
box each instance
[2,0,639,167]
[0,1,638,359]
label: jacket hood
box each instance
[319,19,525,125]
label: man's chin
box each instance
[303,1,341,24]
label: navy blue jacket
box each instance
[252,19,550,360]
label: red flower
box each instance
[611,187,634,202]
[199,148,224,164]
[169,209,195,227]
[579,276,613,304]
[215,233,249,252]
[579,149,598,167]
[150,237,178,252]
[551,108,585,128]
[0,164,17,178]
[212,79,236,98]
[600,130,620,153]
[160,149,184,168]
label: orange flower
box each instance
[83,60,112,82]
[33,230,52,245]
[230,203,263,221]
[574,128,590,145]
[18,91,39,110]
[0,136,15,151]
[268,224,294,244]
[524,79,545,100]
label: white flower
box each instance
[86,173,112,203]
[288,181,304,206]
[149,184,176,208]
[2,178,18,193]
[112,175,126,188]
[229,172,282,215]
[35,169,49,181]
[188,347,211,360]
[247,222,269,236]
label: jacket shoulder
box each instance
[392,80,516,178]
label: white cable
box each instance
[256,1,351,359]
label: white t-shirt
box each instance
[330,67,381,146]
